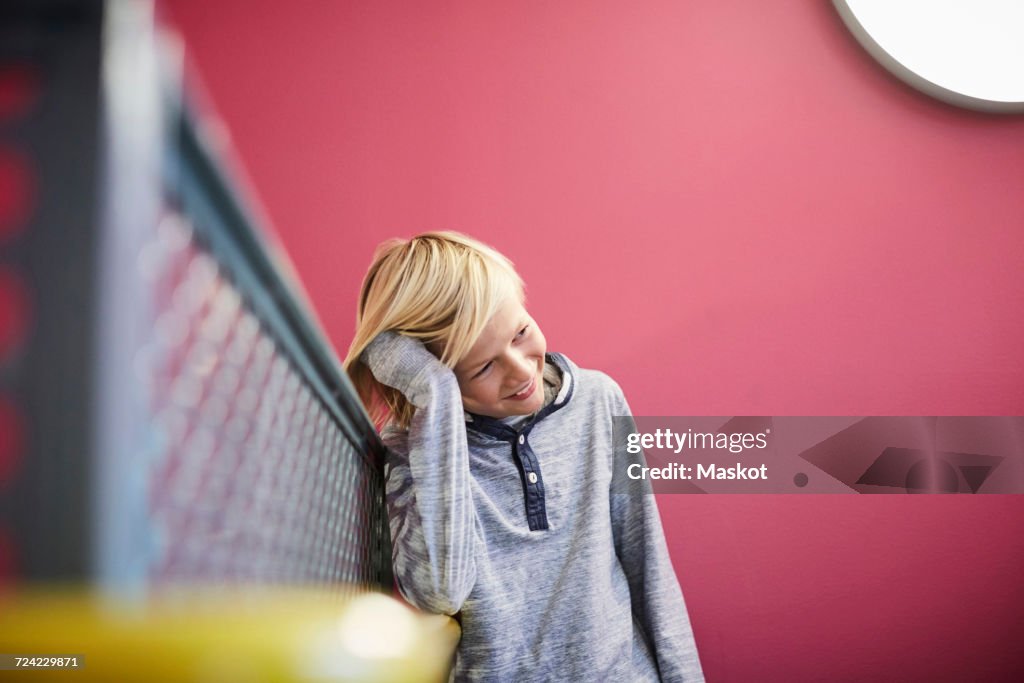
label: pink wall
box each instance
[167,1,1024,680]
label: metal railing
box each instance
[1,0,391,595]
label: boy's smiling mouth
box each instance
[506,375,537,401]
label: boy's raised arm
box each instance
[362,332,479,615]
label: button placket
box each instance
[515,435,549,530]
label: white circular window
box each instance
[834,0,1024,113]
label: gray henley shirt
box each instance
[364,333,704,682]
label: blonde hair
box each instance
[343,231,524,430]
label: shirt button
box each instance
[518,435,525,445]
[527,472,538,484]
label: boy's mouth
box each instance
[506,376,537,401]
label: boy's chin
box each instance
[501,402,539,418]
[467,395,543,420]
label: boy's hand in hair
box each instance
[361,330,454,406]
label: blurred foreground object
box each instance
[0,1,456,679]
[0,587,459,682]
[0,0,390,589]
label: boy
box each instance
[344,232,703,681]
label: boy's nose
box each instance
[507,353,535,385]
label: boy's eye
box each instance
[473,361,493,379]
[515,325,529,339]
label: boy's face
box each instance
[452,296,547,419]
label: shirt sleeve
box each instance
[363,333,479,615]
[608,384,705,683]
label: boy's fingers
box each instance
[361,331,449,392]
[363,331,427,366]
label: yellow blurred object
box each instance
[0,586,459,682]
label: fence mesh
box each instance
[135,210,386,592]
